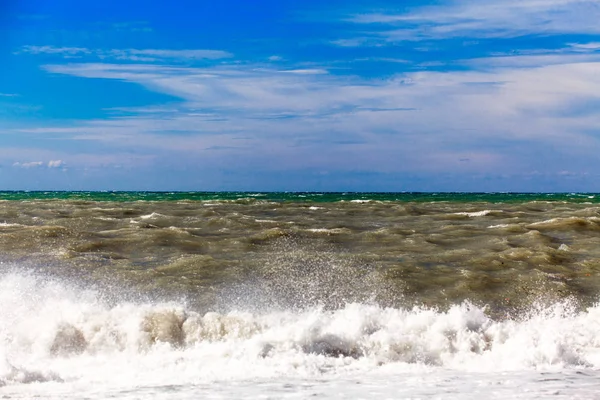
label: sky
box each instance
[1,0,600,191]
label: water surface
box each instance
[2,192,600,398]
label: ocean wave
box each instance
[2,272,600,391]
[527,217,600,230]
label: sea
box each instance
[1,191,600,399]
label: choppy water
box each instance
[2,192,600,398]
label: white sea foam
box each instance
[0,222,23,227]
[93,217,118,221]
[306,228,350,234]
[2,273,600,398]
[487,224,510,229]
[558,244,570,251]
[139,212,165,220]
[454,210,496,217]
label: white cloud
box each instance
[569,42,600,51]
[467,52,600,68]
[20,45,91,56]
[1,148,155,170]
[330,38,383,47]
[28,54,600,176]
[342,0,600,42]
[11,160,67,169]
[109,49,232,60]
[282,69,328,75]
[48,160,64,168]
[0,93,19,97]
[19,46,232,61]
[13,161,44,168]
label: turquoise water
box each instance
[0,191,598,202]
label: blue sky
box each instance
[1,0,600,191]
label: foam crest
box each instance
[453,210,497,217]
[2,273,600,391]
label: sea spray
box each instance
[3,273,600,384]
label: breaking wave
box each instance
[2,272,600,390]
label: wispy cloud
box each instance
[20,46,91,57]
[330,38,384,48]
[11,160,66,169]
[107,49,233,61]
[19,46,232,61]
[23,53,600,178]
[340,0,600,44]
[467,52,600,68]
[13,161,44,168]
[1,147,155,171]
[42,63,410,119]
[569,42,600,52]
[47,160,65,168]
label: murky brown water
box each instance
[1,198,600,315]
